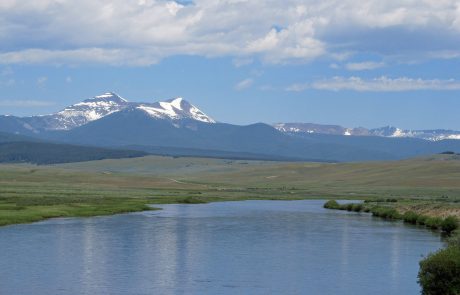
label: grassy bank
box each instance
[323,200,459,233]
[1,154,460,226]
[0,196,153,226]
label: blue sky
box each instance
[1,0,460,130]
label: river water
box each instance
[0,200,442,294]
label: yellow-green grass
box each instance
[1,154,460,226]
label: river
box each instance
[0,200,442,294]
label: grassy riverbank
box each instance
[324,200,459,233]
[1,154,460,226]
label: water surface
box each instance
[0,200,442,294]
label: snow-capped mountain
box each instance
[368,126,460,141]
[273,123,348,135]
[2,92,460,162]
[0,92,215,134]
[274,123,460,141]
[136,97,215,123]
[30,92,130,131]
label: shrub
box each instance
[323,200,340,209]
[442,217,459,234]
[425,217,444,230]
[403,211,419,224]
[440,151,456,155]
[177,196,206,204]
[418,246,460,295]
[345,203,354,211]
[448,233,460,248]
[371,207,401,219]
[352,204,363,212]
[417,215,428,226]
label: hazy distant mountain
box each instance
[274,123,460,141]
[1,92,460,162]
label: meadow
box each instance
[1,153,460,226]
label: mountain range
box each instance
[1,92,460,162]
[273,123,460,141]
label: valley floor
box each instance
[1,154,460,226]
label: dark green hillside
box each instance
[0,141,147,164]
[0,131,41,143]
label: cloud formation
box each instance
[0,0,459,66]
[345,61,385,71]
[287,76,460,92]
[234,78,254,91]
[0,100,55,107]
[36,76,48,88]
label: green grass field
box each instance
[1,154,460,226]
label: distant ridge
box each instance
[1,92,460,162]
[274,123,460,142]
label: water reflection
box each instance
[0,200,442,295]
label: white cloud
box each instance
[0,99,55,107]
[329,63,340,69]
[287,76,460,92]
[0,1,458,65]
[286,83,309,92]
[234,78,254,91]
[345,61,385,71]
[66,76,72,83]
[0,48,161,66]
[36,76,48,87]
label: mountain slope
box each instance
[44,107,460,162]
[287,132,460,159]
[0,131,147,164]
[0,92,130,134]
[0,93,215,135]
[42,108,397,162]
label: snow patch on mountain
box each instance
[169,97,183,110]
[0,93,216,134]
[42,92,129,130]
[137,97,215,123]
[275,123,460,141]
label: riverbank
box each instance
[324,200,459,234]
[2,154,460,226]
[4,193,460,227]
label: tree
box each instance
[418,246,460,295]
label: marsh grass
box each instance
[324,201,459,234]
[0,196,156,226]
